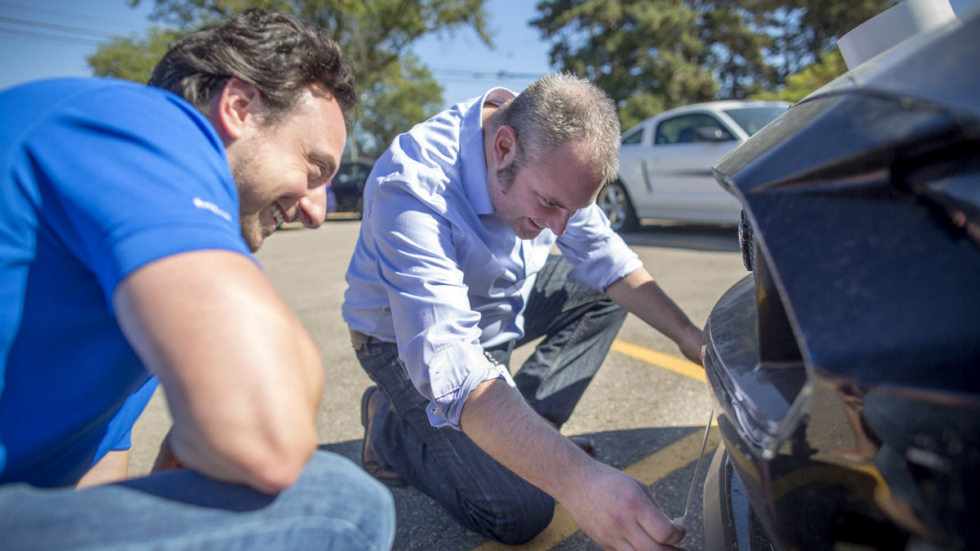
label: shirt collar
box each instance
[460,87,516,215]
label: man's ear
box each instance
[214,77,262,140]
[492,125,518,169]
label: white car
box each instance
[598,100,788,231]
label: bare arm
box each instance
[461,379,684,550]
[113,250,324,494]
[605,267,704,365]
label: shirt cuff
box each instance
[424,343,515,430]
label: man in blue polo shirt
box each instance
[345,73,702,548]
[0,10,393,549]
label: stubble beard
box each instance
[231,165,264,253]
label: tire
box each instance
[597,180,638,233]
[707,449,777,551]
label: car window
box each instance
[621,127,644,145]
[655,113,733,145]
[336,163,368,184]
[723,106,787,136]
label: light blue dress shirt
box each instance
[343,88,642,430]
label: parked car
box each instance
[597,100,788,232]
[330,158,374,217]
[701,7,979,551]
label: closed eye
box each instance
[310,160,335,187]
[539,194,562,209]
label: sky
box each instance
[0,0,552,108]
[1,0,977,107]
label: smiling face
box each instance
[219,81,346,251]
[487,128,604,239]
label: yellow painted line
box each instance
[474,429,721,551]
[611,340,705,382]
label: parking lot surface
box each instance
[130,217,749,550]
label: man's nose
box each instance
[547,211,570,236]
[296,185,327,228]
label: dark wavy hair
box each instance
[149,9,355,126]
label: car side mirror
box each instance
[694,126,734,142]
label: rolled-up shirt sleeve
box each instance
[371,180,512,429]
[557,203,643,291]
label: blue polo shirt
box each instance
[0,78,252,487]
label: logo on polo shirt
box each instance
[192,197,232,221]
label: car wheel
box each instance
[354,196,364,220]
[597,180,638,233]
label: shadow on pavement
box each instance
[618,222,739,253]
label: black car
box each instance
[330,158,374,216]
[701,8,980,551]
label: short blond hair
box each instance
[488,73,620,184]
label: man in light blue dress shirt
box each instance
[343,73,703,549]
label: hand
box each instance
[677,324,704,366]
[151,429,184,472]
[564,461,685,550]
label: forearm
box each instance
[460,378,684,548]
[460,378,591,502]
[606,267,703,364]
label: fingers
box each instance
[615,520,685,551]
[635,507,685,547]
[634,480,686,547]
[151,429,186,472]
[571,468,686,550]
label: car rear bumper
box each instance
[703,443,753,550]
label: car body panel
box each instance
[702,8,980,551]
[615,100,788,226]
[330,158,374,215]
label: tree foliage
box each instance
[532,1,717,130]
[749,0,896,79]
[532,0,895,128]
[356,54,444,157]
[87,27,185,83]
[88,0,491,157]
[750,49,847,103]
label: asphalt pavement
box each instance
[129,216,749,550]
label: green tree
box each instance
[532,0,894,128]
[692,2,779,100]
[88,0,491,157]
[356,54,443,156]
[532,0,718,127]
[750,49,847,103]
[747,0,895,79]
[87,27,185,83]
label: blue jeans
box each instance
[0,451,395,550]
[354,255,627,544]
